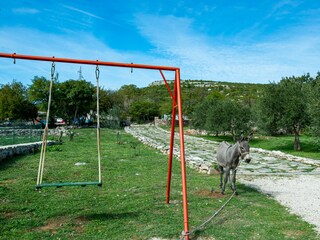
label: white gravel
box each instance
[240,175,320,234]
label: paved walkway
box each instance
[125,125,320,234]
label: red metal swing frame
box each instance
[0,52,190,239]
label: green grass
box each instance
[0,134,43,146]
[0,126,43,146]
[202,134,320,160]
[0,129,318,239]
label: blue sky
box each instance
[0,0,320,89]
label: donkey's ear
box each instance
[247,132,254,141]
[238,133,244,142]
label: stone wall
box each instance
[0,141,54,163]
[154,117,169,126]
[0,128,42,137]
[124,125,218,175]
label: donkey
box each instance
[216,137,251,195]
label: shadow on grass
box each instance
[239,184,259,193]
[84,211,140,221]
[0,155,23,171]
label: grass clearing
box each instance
[0,129,318,239]
[202,134,320,160]
[0,125,43,146]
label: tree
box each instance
[205,100,228,136]
[202,91,227,135]
[58,80,95,122]
[306,72,320,136]
[117,84,140,109]
[99,89,119,113]
[140,84,174,116]
[225,100,252,141]
[280,75,311,150]
[183,85,209,116]
[28,76,59,112]
[255,82,284,135]
[19,100,38,121]
[0,81,37,120]
[191,100,209,130]
[257,75,311,150]
[191,91,252,139]
[129,100,160,123]
[101,105,126,129]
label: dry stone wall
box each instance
[0,141,54,163]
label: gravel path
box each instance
[125,125,320,234]
[241,175,320,233]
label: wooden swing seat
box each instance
[36,181,102,189]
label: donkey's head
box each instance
[238,136,251,163]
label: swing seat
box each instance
[35,63,102,190]
[36,181,102,189]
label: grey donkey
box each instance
[216,137,251,195]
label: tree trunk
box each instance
[73,106,79,124]
[293,125,301,151]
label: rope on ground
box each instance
[180,191,236,240]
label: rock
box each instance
[0,141,55,162]
[207,167,219,175]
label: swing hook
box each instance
[51,62,56,80]
[13,53,16,64]
[95,65,100,81]
[131,62,133,73]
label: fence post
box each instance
[12,122,15,145]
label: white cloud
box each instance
[2,10,319,91]
[0,27,170,89]
[62,5,105,21]
[12,8,40,14]
[134,13,320,83]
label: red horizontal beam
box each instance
[0,52,178,71]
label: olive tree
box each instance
[257,75,311,150]
[306,72,320,136]
[255,82,285,135]
[192,91,252,140]
[281,76,311,150]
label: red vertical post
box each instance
[166,79,177,204]
[176,69,189,239]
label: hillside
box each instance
[148,79,267,97]
[142,80,268,115]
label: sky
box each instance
[0,0,320,90]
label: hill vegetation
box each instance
[1,73,320,151]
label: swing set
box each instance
[36,62,103,189]
[0,52,191,239]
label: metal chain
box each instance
[95,65,100,81]
[51,62,56,79]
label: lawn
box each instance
[0,128,318,239]
[202,134,320,161]
[0,127,42,146]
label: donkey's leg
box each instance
[228,169,235,190]
[222,167,230,195]
[228,172,233,189]
[231,169,238,195]
[219,166,224,190]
